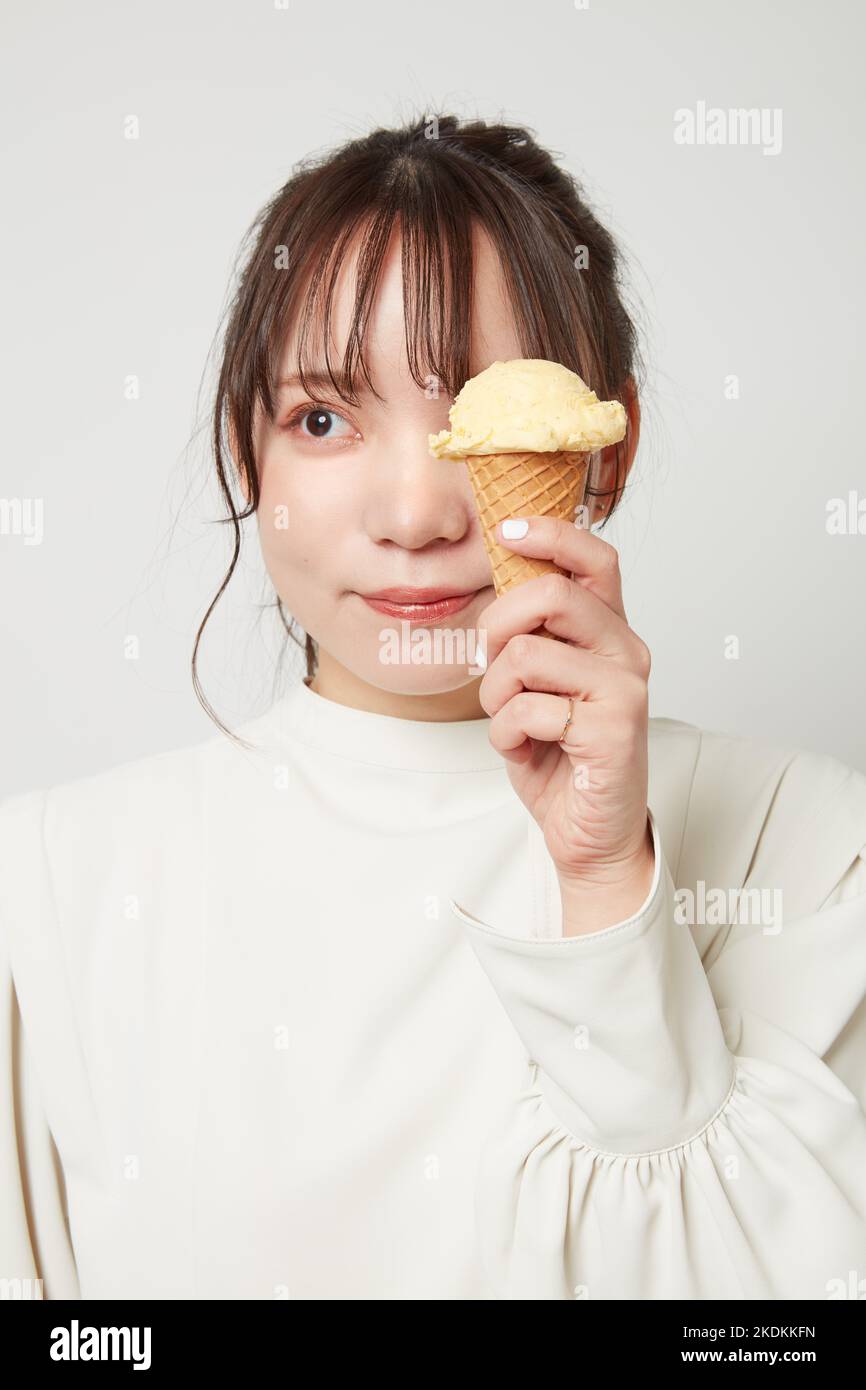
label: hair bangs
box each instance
[263,158,580,416]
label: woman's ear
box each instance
[586,376,640,524]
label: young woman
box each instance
[2,113,865,1302]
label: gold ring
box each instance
[558,696,574,745]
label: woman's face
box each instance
[248,225,605,705]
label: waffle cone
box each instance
[465,451,591,597]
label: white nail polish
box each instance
[501,518,529,539]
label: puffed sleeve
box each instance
[449,778,866,1301]
[0,794,80,1299]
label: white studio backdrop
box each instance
[1,0,864,797]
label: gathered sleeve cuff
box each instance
[450,807,736,1155]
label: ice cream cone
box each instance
[428,360,628,627]
[464,450,591,596]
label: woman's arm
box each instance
[456,517,866,1298]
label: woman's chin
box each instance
[353,662,485,697]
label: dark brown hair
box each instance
[193,110,643,737]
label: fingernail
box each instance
[500,518,529,539]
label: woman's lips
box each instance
[360,588,482,623]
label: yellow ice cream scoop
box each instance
[428,358,627,459]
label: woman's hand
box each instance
[475,516,655,935]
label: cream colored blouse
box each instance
[2,679,865,1299]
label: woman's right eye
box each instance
[283,403,358,443]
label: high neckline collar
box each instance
[247,677,505,773]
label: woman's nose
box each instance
[361,440,471,550]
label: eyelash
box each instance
[281,400,357,444]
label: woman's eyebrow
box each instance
[277,370,372,398]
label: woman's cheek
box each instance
[255,472,345,628]
[258,496,314,589]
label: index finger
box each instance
[492,514,628,620]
